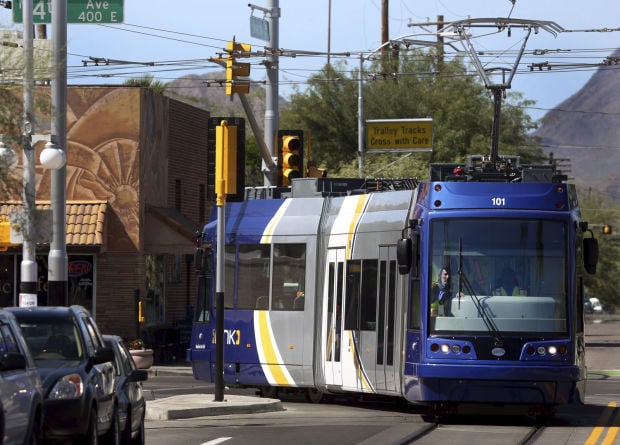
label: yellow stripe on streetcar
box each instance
[256,310,293,386]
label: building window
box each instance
[175,179,182,212]
[145,254,165,325]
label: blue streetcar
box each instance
[189,155,598,413]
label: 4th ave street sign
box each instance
[366,118,433,152]
[13,0,124,24]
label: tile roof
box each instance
[0,200,107,246]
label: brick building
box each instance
[0,86,210,349]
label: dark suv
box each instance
[8,305,117,444]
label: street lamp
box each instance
[39,141,66,170]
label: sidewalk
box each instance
[145,317,620,421]
[145,364,283,420]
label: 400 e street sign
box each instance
[13,0,124,24]
[366,118,433,153]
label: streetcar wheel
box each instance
[306,388,324,404]
[260,386,279,399]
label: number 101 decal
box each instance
[491,197,506,206]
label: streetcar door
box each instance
[376,246,398,392]
[324,248,345,388]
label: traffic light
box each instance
[0,217,19,252]
[226,40,251,96]
[602,224,613,235]
[306,162,327,178]
[277,130,304,187]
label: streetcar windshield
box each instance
[429,218,567,335]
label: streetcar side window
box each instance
[272,244,306,311]
[361,260,378,331]
[345,261,361,330]
[224,245,236,309]
[237,244,270,310]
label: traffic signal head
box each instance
[277,130,304,187]
[225,41,251,96]
[602,224,613,235]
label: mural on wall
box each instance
[35,88,143,250]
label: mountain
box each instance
[534,49,620,203]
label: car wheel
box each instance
[75,406,98,445]
[27,408,42,445]
[122,410,132,444]
[102,405,120,445]
[131,413,145,445]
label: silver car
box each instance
[0,309,43,445]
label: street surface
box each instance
[143,315,620,445]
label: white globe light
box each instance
[40,143,66,170]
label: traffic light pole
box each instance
[48,0,68,306]
[19,0,38,307]
[263,0,279,187]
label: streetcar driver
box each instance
[495,267,520,296]
[432,266,455,317]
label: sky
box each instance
[1,0,619,121]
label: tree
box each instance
[281,50,544,178]
[580,192,620,309]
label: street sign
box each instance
[13,0,124,24]
[366,118,433,152]
[250,15,269,41]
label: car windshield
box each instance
[429,218,568,335]
[18,317,83,361]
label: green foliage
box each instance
[280,50,544,178]
[580,192,620,309]
[123,74,168,94]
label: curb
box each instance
[145,394,283,420]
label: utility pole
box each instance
[263,0,279,187]
[381,0,389,73]
[20,0,37,307]
[48,0,68,306]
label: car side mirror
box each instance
[0,352,26,371]
[93,346,115,365]
[128,368,149,382]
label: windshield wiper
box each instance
[458,239,504,347]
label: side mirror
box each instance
[0,352,26,371]
[93,346,115,365]
[397,238,412,275]
[128,368,149,382]
[583,237,599,275]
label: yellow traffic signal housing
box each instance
[278,130,304,187]
[306,163,327,178]
[215,120,238,205]
[0,219,19,252]
[226,41,251,96]
[602,224,613,235]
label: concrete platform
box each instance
[145,394,283,420]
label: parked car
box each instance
[7,305,117,444]
[104,334,148,445]
[585,297,603,314]
[0,309,43,445]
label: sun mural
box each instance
[35,88,143,250]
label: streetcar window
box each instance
[345,259,379,331]
[429,218,568,335]
[345,260,361,330]
[361,260,378,331]
[237,244,270,310]
[224,245,236,309]
[272,244,306,311]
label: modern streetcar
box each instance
[188,155,599,414]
